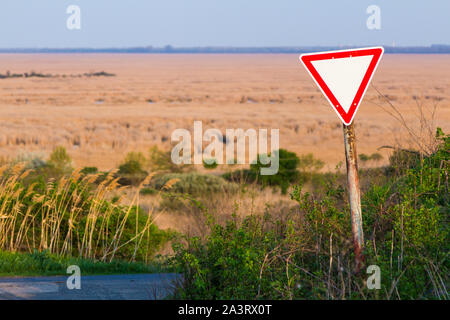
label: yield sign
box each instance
[299,47,384,125]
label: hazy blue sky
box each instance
[0,0,448,48]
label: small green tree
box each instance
[297,153,324,182]
[250,149,301,194]
[148,146,186,173]
[369,152,383,162]
[359,153,371,163]
[117,159,148,186]
[123,151,147,168]
[47,146,72,174]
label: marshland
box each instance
[0,53,448,299]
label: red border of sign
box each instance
[299,47,384,125]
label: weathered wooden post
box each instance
[343,123,364,272]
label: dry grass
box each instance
[0,53,448,238]
[0,166,175,262]
[0,54,447,171]
[125,182,294,237]
[0,160,293,258]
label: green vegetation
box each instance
[203,158,218,169]
[0,131,448,300]
[152,172,239,211]
[297,153,325,182]
[153,172,237,197]
[359,152,383,163]
[172,129,449,299]
[0,164,173,264]
[148,146,186,173]
[12,146,75,181]
[117,148,190,186]
[47,146,73,174]
[118,158,148,186]
[80,166,98,175]
[0,250,165,277]
[223,149,324,194]
[140,187,158,196]
[251,149,301,194]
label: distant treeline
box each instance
[0,44,449,54]
[0,70,115,79]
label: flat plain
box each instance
[0,54,448,170]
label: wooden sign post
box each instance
[343,122,364,272]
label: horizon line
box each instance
[0,44,449,54]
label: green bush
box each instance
[81,166,98,175]
[203,158,218,169]
[48,146,73,174]
[223,149,302,194]
[297,153,325,182]
[153,172,237,197]
[0,250,164,276]
[117,159,148,186]
[359,152,383,164]
[172,216,278,299]
[78,205,173,261]
[148,146,186,173]
[0,170,173,263]
[173,129,449,300]
[386,148,421,175]
[11,147,74,183]
[370,152,383,162]
[123,151,147,168]
[140,187,158,196]
[13,152,47,170]
[359,153,370,162]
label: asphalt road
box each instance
[0,273,179,300]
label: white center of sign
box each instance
[311,55,373,113]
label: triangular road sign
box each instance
[299,47,384,125]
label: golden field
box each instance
[0,53,448,171]
[0,54,447,300]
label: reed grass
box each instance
[0,164,172,263]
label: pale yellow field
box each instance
[0,54,448,171]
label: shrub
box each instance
[148,146,186,173]
[223,149,302,194]
[78,205,173,261]
[173,215,279,299]
[387,148,421,175]
[297,153,325,182]
[47,146,73,175]
[359,153,383,166]
[251,149,301,194]
[359,153,370,162]
[222,168,255,184]
[0,170,173,263]
[140,187,158,196]
[173,129,449,300]
[153,172,237,197]
[14,152,47,170]
[203,158,218,169]
[80,166,98,175]
[0,249,164,276]
[370,152,383,162]
[123,151,147,168]
[117,158,148,186]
